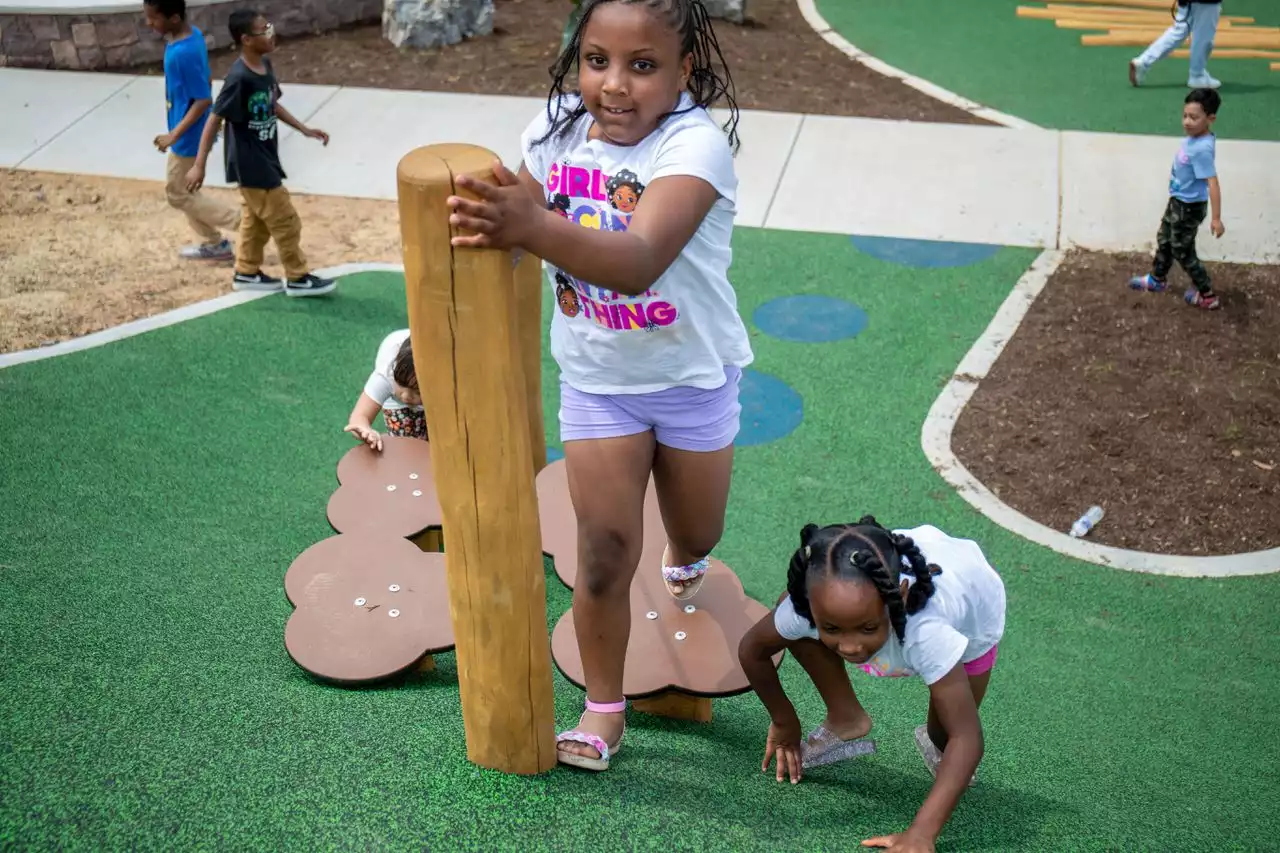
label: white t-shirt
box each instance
[362,329,419,412]
[773,525,1007,685]
[520,93,754,395]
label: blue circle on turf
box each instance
[736,369,803,447]
[547,446,565,463]
[850,235,1001,268]
[753,295,868,344]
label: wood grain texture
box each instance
[396,144,556,775]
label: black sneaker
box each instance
[233,270,284,292]
[285,273,337,298]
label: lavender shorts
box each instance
[559,366,742,452]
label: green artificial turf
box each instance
[2,231,1278,851]
[817,0,1280,141]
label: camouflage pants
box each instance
[1152,197,1211,294]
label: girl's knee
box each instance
[578,523,641,597]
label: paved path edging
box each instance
[794,0,1039,130]
[0,263,404,369]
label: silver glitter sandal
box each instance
[914,724,976,786]
[800,724,878,769]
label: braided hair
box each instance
[784,516,941,643]
[535,0,741,154]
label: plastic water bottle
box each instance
[1069,506,1105,538]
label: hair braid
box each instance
[891,532,941,615]
[785,524,819,623]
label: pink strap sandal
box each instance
[662,545,709,601]
[556,699,627,772]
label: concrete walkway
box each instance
[3,67,1277,263]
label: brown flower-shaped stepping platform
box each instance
[327,435,445,551]
[284,532,455,684]
[537,459,780,722]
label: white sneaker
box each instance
[1129,58,1149,87]
[1187,74,1221,89]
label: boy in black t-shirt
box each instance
[186,9,334,296]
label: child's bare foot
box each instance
[802,709,877,769]
[814,709,873,744]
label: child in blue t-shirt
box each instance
[144,0,241,262]
[1129,89,1225,311]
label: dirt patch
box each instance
[136,0,987,124]
[0,170,402,354]
[952,249,1280,557]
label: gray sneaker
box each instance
[180,239,234,261]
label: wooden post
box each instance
[514,252,548,475]
[396,143,557,775]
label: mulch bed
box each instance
[137,0,987,124]
[952,249,1280,557]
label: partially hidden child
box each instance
[345,330,426,452]
[144,0,240,261]
[738,518,1007,853]
[185,8,336,297]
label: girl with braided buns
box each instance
[738,517,1006,853]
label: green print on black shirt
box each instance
[213,57,286,190]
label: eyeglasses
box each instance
[250,22,275,38]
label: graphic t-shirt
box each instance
[1168,134,1216,204]
[520,94,754,395]
[212,57,285,189]
[163,28,212,158]
[362,329,421,413]
[773,525,1007,686]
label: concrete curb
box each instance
[794,0,1039,130]
[921,249,1280,578]
[0,262,405,369]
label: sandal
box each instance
[913,724,976,787]
[662,545,709,601]
[556,699,626,772]
[800,725,878,769]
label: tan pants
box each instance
[237,186,308,280]
[165,153,241,243]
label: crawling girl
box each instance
[738,517,1007,853]
[343,329,426,451]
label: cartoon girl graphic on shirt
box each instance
[548,193,571,219]
[606,170,645,215]
[555,272,582,318]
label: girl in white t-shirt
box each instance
[343,329,426,452]
[739,517,1006,853]
[444,0,752,772]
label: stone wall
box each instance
[0,0,381,70]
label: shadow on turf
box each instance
[546,740,1061,851]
